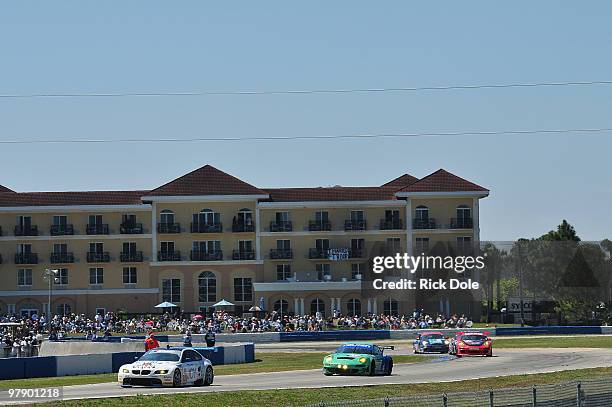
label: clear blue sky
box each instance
[0,2,610,241]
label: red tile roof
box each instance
[0,185,14,193]
[381,174,419,189]
[146,165,267,196]
[398,169,488,193]
[264,187,398,202]
[0,191,147,207]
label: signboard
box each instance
[327,248,350,261]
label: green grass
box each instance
[38,367,612,407]
[0,353,423,390]
[494,336,612,349]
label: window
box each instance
[275,212,289,223]
[415,237,429,254]
[17,215,32,229]
[123,267,137,284]
[351,263,362,280]
[88,214,103,225]
[415,206,429,220]
[237,209,253,225]
[457,236,472,253]
[193,209,220,225]
[55,268,68,285]
[347,298,361,316]
[386,237,401,254]
[56,303,71,315]
[160,241,175,253]
[310,298,325,315]
[384,298,399,316]
[238,240,253,252]
[350,210,364,222]
[457,205,471,220]
[276,239,291,250]
[274,299,289,316]
[122,214,136,225]
[385,209,400,222]
[53,215,67,226]
[276,264,291,280]
[234,277,253,302]
[198,271,217,303]
[89,242,104,253]
[193,241,221,253]
[350,238,364,257]
[315,211,329,224]
[123,242,137,254]
[316,263,331,281]
[17,269,32,286]
[89,267,104,285]
[316,239,330,252]
[160,210,175,224]
[53,243,68,254]
[162,278,181,303]
[17,243,32,254]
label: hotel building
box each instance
[0,165,488,318]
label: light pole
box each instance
[43,268,59,317]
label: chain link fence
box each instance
[299,377,612,407]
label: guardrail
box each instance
[302,377,612,407]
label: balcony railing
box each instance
[190,222,223,233]
[308,248,329,259]
[15,225,38,236]
[413,218,437,229]
[349,248,364,258]
[50,224,75,236]
[308,221,332,231]
[190,250,223,261]
[269,249,293,259]
[450,218,473,229]
[232,222,255,233]
[87,251,110,263]
[120,251,144,262]
[86,224,109,235]
[120,222,143,234]
[15,253,38,264]
[232,250,255,260]
[157,223,181,234]
[270,221,292,232]
[50,252,75,264]
[344,220,366,231]
[157,251,181,262]
[380,219,403,230]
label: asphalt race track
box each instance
[9,347,612,405]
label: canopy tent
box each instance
[212,299,234,307]
[154,301,177,308]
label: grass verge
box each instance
[493,336,612,349]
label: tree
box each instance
[540,219,581,242]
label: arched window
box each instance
[274,299,289,316]
[198,271,217,303]
[347,298,361,316]
[383,298,398,316]
[56,303,71,316]
[310,298,325,315]
[160,210,174,224]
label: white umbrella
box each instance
[213,299,234,307]
[155,301,177,308]
[249,306,262,312]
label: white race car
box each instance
[118,348,214,387]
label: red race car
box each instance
[449,331,493,357]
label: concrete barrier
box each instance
[0,342,255,380]
[495,326,603,336]
[39,340,144,356]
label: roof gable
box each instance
[381,174,419,189]
[398,169,488,193]
[146,165,267,197]
[0,185,14,193]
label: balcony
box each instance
[157,223,181,234]
[190,222,222,233]
[269,249,293,259]
[120,251,144,262]
[15,253,38,264]
[50,224,74,236]
[190,250,223,261]
[232,250,255,260]
[349,248,364,258]
[413,218,437,230]
[120,222,143,234]
[232,222,255,233]
[344,220,366,231]
[15,225,38,236]
[87,251,110,263]
[86,224,109,235]
[158,251,181,261]
[50,252,75,264]
[308,221,332,232]
[308,248,328,259]
[270,221,292,232]
[450,218,473,229]
[380,219,403,230]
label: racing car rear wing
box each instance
[381,346,395,350]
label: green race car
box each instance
[322,343,394,376]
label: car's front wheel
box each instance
[204,366,214,385]
[172,369,182,387]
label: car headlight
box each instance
[422,341,428,346]
[444,340,450,345]
[358,357,367,364]
[342,364,348,370]
[121,368,129,373]
[325,356,332,363]
[484,341,491,347]
[154,369,169,375]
